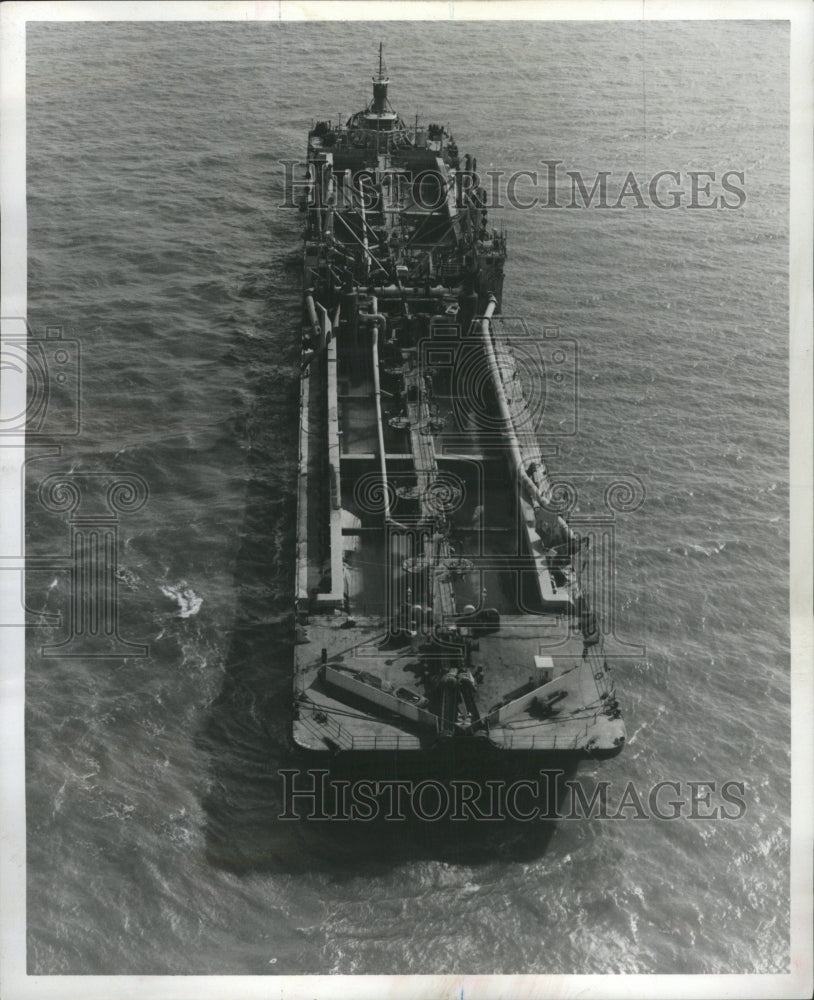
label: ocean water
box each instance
[24,19,789,975]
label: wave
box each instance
[159,582,203,618]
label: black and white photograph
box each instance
[1,2,811,998]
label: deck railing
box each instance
[496,731,582,750]
[298,711,348,747]
[345,734,417,750]
[299,712,425,751]
[298,713,595,752]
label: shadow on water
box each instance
[196,459,576,873]
[199,641,573,874]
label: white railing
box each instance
[346,734,418,750]
[496,732,581,750]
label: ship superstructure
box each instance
[292,50,625,766]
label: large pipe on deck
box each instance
[315,303,330,350]
[304,290,323,346]
[459,290,480,337]
[357,311,389,337]
[368,301,391,522]
[360,193,370,280]
[478,294,544,507]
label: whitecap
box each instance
[160,582,203,618]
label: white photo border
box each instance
[1,2,811,998]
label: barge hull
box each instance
[291,50,625,777]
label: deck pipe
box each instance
[304,290,323,348]
[318,156,335,237]
[315,303,330,350]
[459,290,479,337]
[478,294,544,507]
[357,310,389,338]
[367,297,392,522]
[479,299,590,622]
[360,192,370,280]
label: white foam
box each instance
[160,582,203,618]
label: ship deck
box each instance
[293,336,624,757]
[295,616,620,752]
[292,78,625,762]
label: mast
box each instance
[371,42,389,115]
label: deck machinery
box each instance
[292,51,625,771]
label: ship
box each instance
[291,48,625,785]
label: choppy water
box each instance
[24,19,789,975]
